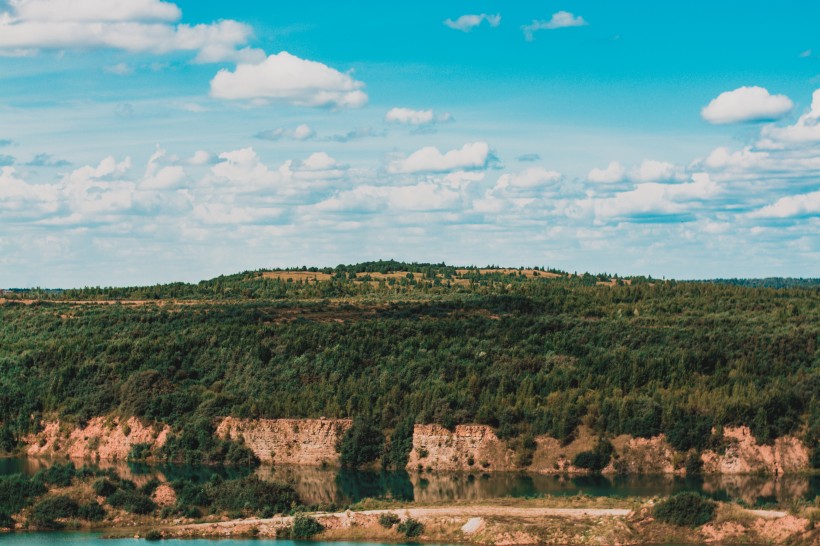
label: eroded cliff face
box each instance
[21,417,811,475]
[701,427,809,475]
[406,424,811,475]
[215,417,351,465]
[23,417,168,461]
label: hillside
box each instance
[0,261,818,471]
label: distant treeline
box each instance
[0,262,817,469]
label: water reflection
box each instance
[2,457,817,506]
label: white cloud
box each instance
[388,142,491,174]
[523,11,587,41]
[749,190,820,218]
[759,89,820,145]
[317,181,462,213]
[210,52,368,108]
[582,173,720,222]
[701,86,793,124]
[630,160,685,183]
[104,63,134,75]
[0,0,263,63]
[496,167,561,189]
[256,123,316,141]
[588,161,625,183]
[443,13,501,32]
[384,107,452,127]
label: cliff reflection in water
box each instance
[2,458,817,507]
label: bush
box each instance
[685,452,703,477]
[128,443,153,461]
[78,502,106,522]
[107,490,156,515]
[378,512,401,528]
[30,495,79,529]
[139,478,162,497]
[339,417,385,468]
[397,517,424,538]
[34,463,77,487]
[145,529,163,541]
[811,444,820,470]
[209,476,299,515]
[653,492,716,527]
[0,474,47,515]
[292,515,324,539]
[0,511,14,529]
[665,412,713,452]
[92,478,119,497]
[572,440,614,472]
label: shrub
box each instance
[292,515,324,539]
[128,443,153,461]
[0,474,47,515]
[0,511,14,529]
[685,452,703,477]
[653,492,716,527]
[78,502,106,522]
[145,529,163,541]
[378,512,401,528]
[107,490,156,515]
[139,478,162,497]
[30,495,79,529]
[92,478,118,497]
[811,444,820,470]
[34,463,77,487]
[397,517,424,538]
[572,440,614,472]
[208,476,299,515]
[339,417,385,468]
[665,412,713,452]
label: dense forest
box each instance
[0,261,818,469]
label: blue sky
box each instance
[1,0,819,287]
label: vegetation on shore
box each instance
[0,261,817,472]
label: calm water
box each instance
[2,457,818,507]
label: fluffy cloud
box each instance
[443,13,501,32]
[384,107,452,126]
[630,160,686,183]
[749,190,820,219]
[388,142,492,174]
[496,167,561,189]
[0,0,263,63]
[588,161,625,183]
[701,86,793,125]
[210,52,368,108]
[759,89,820,145]
[523,11,587,41]
[582,173,720,222]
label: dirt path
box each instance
[177,505,633,533]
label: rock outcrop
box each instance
[24,416,168,461]
[408,424,515,472]
[215,417,351,465]
[701,427,809,475]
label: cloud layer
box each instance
[701,86,793,124]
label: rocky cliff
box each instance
[23,417,168,461]
[215,417,351,465]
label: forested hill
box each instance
[0,261,818,467]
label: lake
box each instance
[0,534,443,545]
[1,457,817,507]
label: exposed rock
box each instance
[23,417,169,461]
[408,424,514,472]
[702,427,809,475]
[215,417,351,465]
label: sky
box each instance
[1,0,819,287]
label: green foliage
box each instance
[92,478,119,497]
[382,417,415,470]
[292,515,324,539]
[208,475,299,515]
[30,495,79,529]
[685,452,704,477]
[397,517,424,538]
[340,417,385,468]
[0,511,14,528]
[378,511,401,528]
[0,473,47,515]
[78,502,106,521]
[107,489,156,514]
[145,530,163,541]
[812,444,820,469]
[34,462,77,487]
[0,262,817,463]
[653,492,716,527]
[128,443,153,462]
[572,440,614,472]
